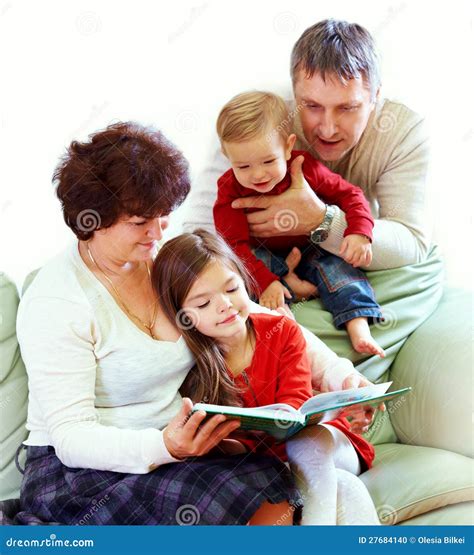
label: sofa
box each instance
[0,270,472,525]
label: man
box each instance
[183,18,442,352]
[184,19,435,288]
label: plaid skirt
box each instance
[12,445,303,525]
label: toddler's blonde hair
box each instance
[216,91,292,148]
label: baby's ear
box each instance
[285,133,297,159]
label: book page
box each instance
[300,382,392,415]
[252,403,299,415]
[193,402,304,423]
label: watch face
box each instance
[311,229,329,243]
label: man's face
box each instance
[294,70,378,162]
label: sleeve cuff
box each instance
[321,207,346,253]
[145,429,186,471]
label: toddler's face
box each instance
[224,133,296,194]
[181,260,251,343]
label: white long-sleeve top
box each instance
[17,241,356,474]
[17,242,193,474]
[183,96,433,270]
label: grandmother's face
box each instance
[96,214,170,261]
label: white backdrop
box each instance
[1,0,473,289]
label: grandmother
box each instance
[14,122,370,526]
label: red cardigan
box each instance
[227,313,312,460]
[227,313,375,469]
[214,150,374,294]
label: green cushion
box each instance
[0,273,28,500]
[293,245,444,445]
[390,288,473,458]
[360,443,474,524]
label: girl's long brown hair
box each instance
[152,229,256,406]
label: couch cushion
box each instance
[360,443,474,524]
[399,501,473,525]
[390,288,473,458]
[0,272,28,500]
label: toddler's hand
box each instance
[339,234,372,268]
[259,281,291,310]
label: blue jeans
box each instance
[253,245,383,329]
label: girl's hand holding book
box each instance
[341,374,386,433]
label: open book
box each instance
[192,382,411,441]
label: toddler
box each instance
[214,91,385,357]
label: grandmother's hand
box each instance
[163,398,241,459]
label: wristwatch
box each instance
[309,204,336,244]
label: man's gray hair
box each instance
[291,19,381,100]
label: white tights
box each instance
[286,423,380,525]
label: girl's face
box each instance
[181,260,251,342]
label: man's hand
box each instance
[259,281,291,310]
[339,234,372,267]
[231,155,326,237]
[282,247,318,301]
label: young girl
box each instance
[152,229,380,525]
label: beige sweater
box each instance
[183,97,433,270]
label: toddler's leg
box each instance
[346,317,385,358]
[297,249,385,357]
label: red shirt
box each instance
[214,150,374,295]
[228,313,374,470]
[227,313,312,460]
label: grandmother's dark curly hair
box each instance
[54,121,191,240]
